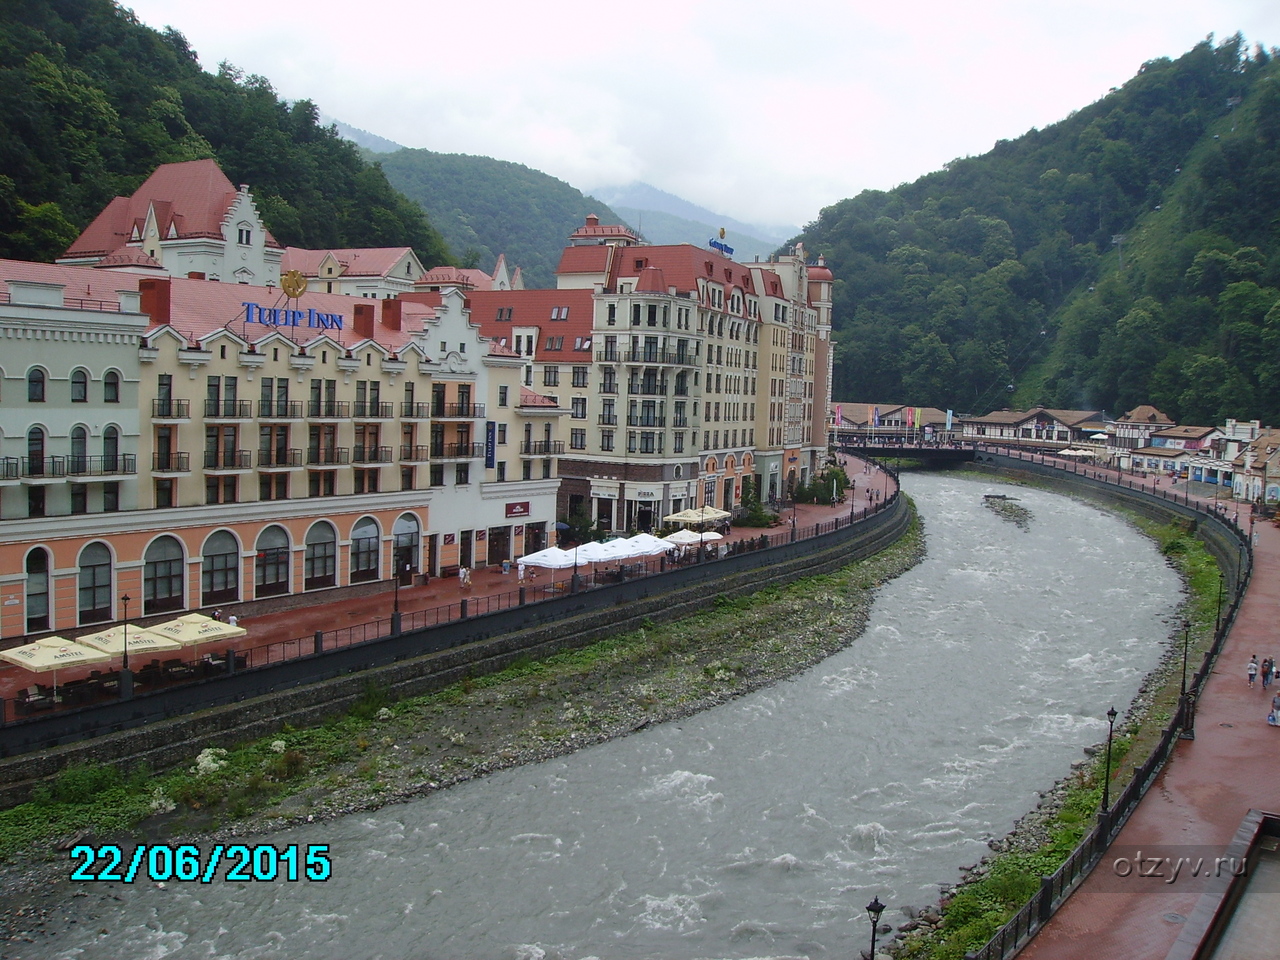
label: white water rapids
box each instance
[41,474,1182,959]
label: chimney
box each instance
[381,298,402,331]
[585,214,600,227]
[352,302,375,339]
[139,277,171,324]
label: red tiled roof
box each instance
[64,159,281,259]
[415,265,501,290]
[635,265,668,293]
[608,245,752,298]
[568,214,639,243]
[519,387,559,408]
[556,245,612,275]
[94,245,166,270]
[142,277,433,354]
[281,247,415,279]
[0,258,141,305]
[465,289,596,352]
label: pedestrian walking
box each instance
[227,613,238,628]
[1248,655,1259,688]
[1265,657,1276,690]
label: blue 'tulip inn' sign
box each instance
[243,302,344,330]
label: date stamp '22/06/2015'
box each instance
[69,843,332,884]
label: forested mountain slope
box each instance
[376,149,625,290]
[798,35,1280,424]
[0,0,450,265]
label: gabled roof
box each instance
[1118,404,1174,425]
[63,159,281,259]
[281,246,417,280]
[1152,425,1219,441]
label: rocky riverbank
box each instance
[882,573,1189,960]
[0,515,927,952]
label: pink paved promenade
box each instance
[1,464,895,714]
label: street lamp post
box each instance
[1102,706,1118,812]
[1215,573,1225,634]
[120,594,132,672]
[867,895,886,959]
[119,593,134,700]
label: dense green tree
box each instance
[796,33,1280,425]
[0,1,451,264]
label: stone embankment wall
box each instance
[0,498,910,806]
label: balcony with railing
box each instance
[151,399,190,420]
[430,442,485,460]
[627,382,668,396]
[307,401,350,419]
[306,447,351,466]
[401,401,431,419]
[599,381,619,395]
[595,349,621,363]
[257,448,302,469]
[152,452,191,473]
[204,449,253,471]
[0,457,19,482]
[431,403,486,419]
[353,401,394,419]
[597,414,618,426]
[66,455,137,478]
[352,445,394,464]
[624,349,697,366]
[627,415,666,428]
[258,400,303,419]
[399,445,431,462]
[204,399,253,419]
[520,440,565,456]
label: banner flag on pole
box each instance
[946,409,953,431]
[872,406,881,428]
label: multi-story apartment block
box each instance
[419,217,834,530]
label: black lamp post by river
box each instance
[1102,706,1118,812]
[866,895,885,959]
[120,594,131,671]
[1215,573,1225,634]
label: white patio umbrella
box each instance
[663,506,731,525]
[0,636,110,699]
[620,533,673,555]
[76,624,183,667]
[149,613,248,660]
[663,528,706,545]
[516,547,578,569]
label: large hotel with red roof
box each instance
[0,159,832,640]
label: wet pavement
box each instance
[0,464,895,714]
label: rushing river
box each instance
[43,475,1183,960]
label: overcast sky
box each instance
[124,0,1275,231]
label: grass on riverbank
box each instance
[891,500,1224,960]
[0,510,925,865]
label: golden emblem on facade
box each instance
[280,270,307,298]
